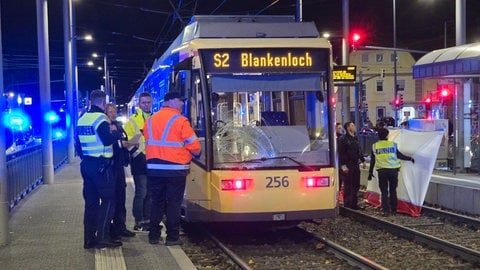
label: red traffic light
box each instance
[425,97,432,103]
[440,88,450,97]
[352,33,361,42]
[394,98,400,105]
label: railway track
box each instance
[341,204,480,264]
[181,204,480,269]
[182,223,386,269]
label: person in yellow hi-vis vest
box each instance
[368,128,415,217]
[76,90,122,249]
[123,92,152,231]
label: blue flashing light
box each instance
[2,110,32,132]
[44,111,60,124]
[52,128,66,139]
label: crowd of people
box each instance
[76,90,200,249]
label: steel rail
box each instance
[341,207,480,264]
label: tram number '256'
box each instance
[266,176,289,188]
[213,53,230,68]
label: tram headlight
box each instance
[303,176,329,188]
[221,179,251,191]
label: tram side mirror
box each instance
[316,91,324,102]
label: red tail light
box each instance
[303,176,330,188]
[221,179,251,191]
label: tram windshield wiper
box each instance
[254,156,315,171]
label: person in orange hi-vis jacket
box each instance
[143,91,201,246]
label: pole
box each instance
[393,0,398,126]
[454,0,466,172]
[341,0,350,124]
[104,55,110,98]
[455,0,465,46]
[63,0,75,163]
[37,0,54,184]
[0,2,9,246]
[72,3,78,138]
[296,0,302,22]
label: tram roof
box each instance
[412,42,480,79]
[185,15,320,39]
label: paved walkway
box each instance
[0,157,196,270]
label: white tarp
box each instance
[365,129,444,217]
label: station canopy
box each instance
[412,42,480,79]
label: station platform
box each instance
[0,157,197,270]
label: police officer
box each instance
[76,90,122,249]
[368,128,415,216]
[144,92,201,246]
[124,92,152,231]
[338,121,365,210]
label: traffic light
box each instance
[439,86,451,100]
[393,98,400,108]
[399,94,404,107]
[352,33,361,43]
[424,96,432,119]
[351,31,363,50]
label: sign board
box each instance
[333,65,356,82]
[24,97,32,105]
[201,48,328,74]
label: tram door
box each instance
[288,91,307,126]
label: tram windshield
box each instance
[207,74,331,170]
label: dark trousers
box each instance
[148,175,186,241]
[343,164,360,208]
[80,158,115,244]
[132,174,150,224]
[378,168,399,213]
[111,167,127,235]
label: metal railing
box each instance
[6,139,68,210]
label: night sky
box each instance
[1,0,479,106]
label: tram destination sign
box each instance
[333,65,356,82]
[201,48,328,74]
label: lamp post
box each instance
[92,53,111,100]
[104,55,110,99]
[393,0,398,126]
[63,0,76,163]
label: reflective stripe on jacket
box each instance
[144,107,201,170]
[372,140,400,169]
[77,112,113,158]
[124,108,150,157]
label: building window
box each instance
[376,80,384,92]
[376,54,384,63]
[390,53,397,62]
[397,80,405,91]
[377,106,386,120]
[361,54,369,63]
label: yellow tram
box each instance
[129,15,339,222]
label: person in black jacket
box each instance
[338,121,365,210]
[105,103,136,239]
